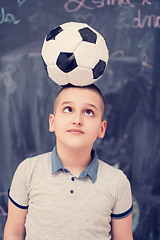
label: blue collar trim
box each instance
[51,146,98,183]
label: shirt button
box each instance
[71,177,75,181]
[70,190,74,194]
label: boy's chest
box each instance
[27,170,115,222]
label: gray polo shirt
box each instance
[9,147,133,240]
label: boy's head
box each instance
[53,84,105,121]
[49,84,107,150]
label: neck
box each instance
[56,142,92,175]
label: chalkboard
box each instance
[0,0,160,239]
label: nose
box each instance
[72,112,83,126]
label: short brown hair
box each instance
[53,84,105,120]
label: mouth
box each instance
[67,129,84,135]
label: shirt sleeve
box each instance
[111,172,133,219]
[8,160,29,209]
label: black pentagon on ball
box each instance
[41,56,49,75]
[79,27,97,44]
[57,52,77,73]
[93,60,106,79]
[46,26,63,41]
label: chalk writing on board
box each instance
[0,64,17,93]
[141,0,151,5]
[0,192,7,216]
[0,7,20,24]
[94,0,135,8]
[64,0,94,12]
[64,0,136,12]
[75,13,96,25]
[141,53,152,69]
[132,10,160,28]
[17,0,27,7]
[0,206,7,216]
[115,8,160,29]
[64,0,160,29]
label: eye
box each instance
[64,107,72,113]
[85,109,94,116]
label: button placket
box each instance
[70,175,76,195]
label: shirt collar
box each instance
[51,146,98,183]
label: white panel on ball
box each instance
[68,66,93,86]
[61,22,88,31]
[75,42,99,69]
[55,30,82,52]
[48,65,69,85]
[42,40,60,66]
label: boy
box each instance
[4,84,133,240]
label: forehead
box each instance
[55,87,102,108]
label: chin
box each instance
[65,141,89,150]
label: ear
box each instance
[49,114,55,132]
[98,120,107,139]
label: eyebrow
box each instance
[61,101,98,110]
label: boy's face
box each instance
[49,87,107,150]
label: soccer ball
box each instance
[41,22,109,86]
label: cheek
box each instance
[88,121,101,134]
[54,116,67,130]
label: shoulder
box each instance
[98,159,125,178]
[15,152,52,178]
[9,152,52,208]
[97,159,130,188]
[13,151,52,186]
[19,152,51,168]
